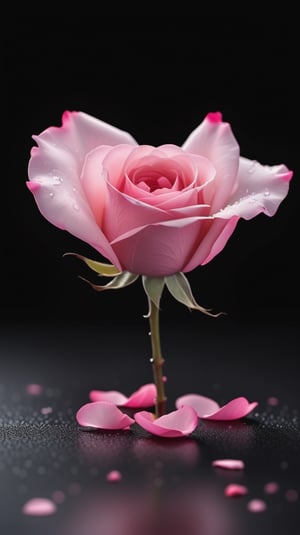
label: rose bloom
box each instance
[27,111,292,276]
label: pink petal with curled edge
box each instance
[89,383,156,408]
[176,394,257,420]
[76,401,134,430]
[203,397,258,421]
[176,393,220,417]
[212,459,245,470]
[22,498,57,516]
[224,484,248,497]
[134,406,198,438]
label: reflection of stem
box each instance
[148,299,167,418]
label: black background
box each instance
[3,16,299,326]
[2,16,300,535]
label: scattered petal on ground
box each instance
[76,401,134,430]
[212,459,245,470]
[176,394,258,420]
[247,499,267,512]
[224,484,248,497]
[106,470,122,482]
[89,383,156,408]
[176,394,219,417]
[22,498,57,516]
[285,489,298,502]
[264,482,279,494]
[26,383,43,395]
[41,407,53,415]
[134,406,198,438]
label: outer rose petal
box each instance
[182,113,240,212]
[27,112,137,268]
[89,383,156,408]
[76,401,134,430]
[214,157,293,220]
[134,407,198,438]
[111,216,210,276]
[176,394,258,420]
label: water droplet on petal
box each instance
[264,188,270,196]
[72,187,77,192]
[49,192,54,198]
[73,203,79,211]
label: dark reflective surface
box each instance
[0,320,299,534]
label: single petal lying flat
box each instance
[76,401,134,430]
[89,383,156,408]
[212,459,245,470]
[134,406,198,438]
[176,394,258,420]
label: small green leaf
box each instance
[165,272,223,317]
[63,253,121,277]
[79,271,139,291]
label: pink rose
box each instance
[27,111,292,276]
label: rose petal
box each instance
[224,484,248,497]
[22,498,57,516]
[182,112,240,212]
[89,383,156,408]
[134,406,198,438]
[76,401,134,430]
[176,394,257,420]
[28,111,137,269]
[203,397,258,421]
[247,499,267,512]
[212,459,245,470]
[264,482,279,494]
[106,470,122,482]
[176,393,220,417]
[214,157,293,220]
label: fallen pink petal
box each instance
[247,499,267,513]
[176,394,258,420]
[134,406,198,438]
[264,482,279,494]
[106,470,122,482]
[22,498,57,516]
[26,383,43,396]
[40,407,53,415]
[89,383,156,408]
[76,401,135,430]
[285,489,298,502]
[224,484,248,497]
[212,459,245,470]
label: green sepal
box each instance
[142,276,165,317]
[79,271,139,291]
[63,253,121,277]
[165,272,223,317]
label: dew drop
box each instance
[148,331,151,336]
[49,192,54,198]
[149,358,154,363]
[72,187,77,192]
[73,203,79,211]
[264,188,270,197]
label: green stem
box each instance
[148,299,167,418]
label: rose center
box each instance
[130,165,179,194]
